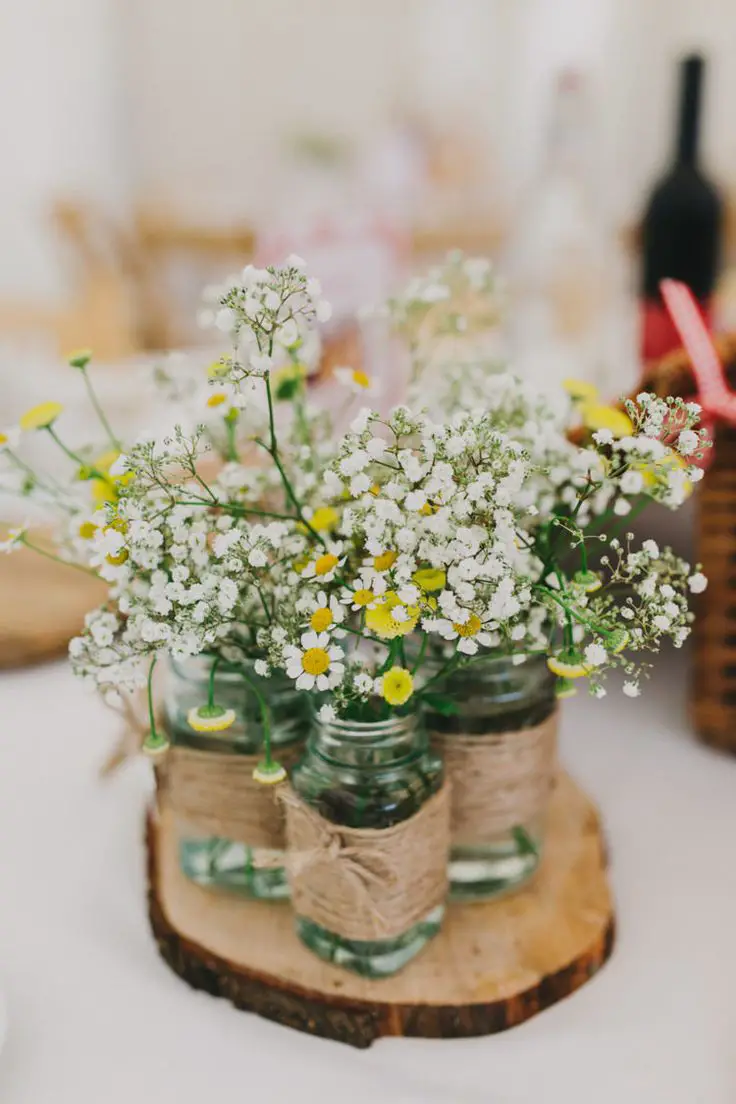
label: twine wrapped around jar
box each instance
[430,712,558,847]
[283,785,450,942]
[158,743,303,851]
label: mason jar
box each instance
[161,656,308,899]
[287,711,449,978]
[424,654,558,901]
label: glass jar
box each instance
[162,656,308,899]
[289,711,447,978]
[424,654,557,901]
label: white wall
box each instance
[0,0,129,299]
[3,0,736,302]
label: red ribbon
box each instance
[660,279,736,425]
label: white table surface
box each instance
[1,646,735,1104]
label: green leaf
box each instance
[422,693,459,716]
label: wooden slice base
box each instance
[0,537,106,668]
[147,772,614,1047]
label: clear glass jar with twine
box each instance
[161,656,309,899]
[424,653,558,901]
[286,709,449,978]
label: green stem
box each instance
[411,631,428,675]
[46,427,111,487]
[19,537,101,579]
[224,418,238,462]
[241,669,274,768]
[147,655,158,739]
[80,366,121,450]
[208,655,221,708]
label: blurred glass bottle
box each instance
[506,70,626,397]
[640,54,723,364]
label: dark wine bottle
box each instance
[640,54,723,363]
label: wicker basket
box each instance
[642,334,736,752]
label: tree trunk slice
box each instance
[0,537,106,668]
[147,771,615,1048]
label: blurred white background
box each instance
[3,0,736,298]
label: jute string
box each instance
[158,743,303,851]
[430,711,558,847]
[284,785,450,942]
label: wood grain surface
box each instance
[147,771,615,1047]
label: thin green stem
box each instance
[19,537,101,579]
[411,632,428,675]
[147,655,158,739]
[241,668,274,768]
[46,426,111,487]
[224,417,238,462]
[207,655,221,709]
[79,366,121,450]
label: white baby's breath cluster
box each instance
[0,255,709,747]
[380,251,504,377]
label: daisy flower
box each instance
[333,366,382,396]
[284,631,345,691]
[432,613,494,655]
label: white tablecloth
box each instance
[1,646,735,1104]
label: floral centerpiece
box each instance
[0,255,708,973]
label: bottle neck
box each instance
[311,713,424,770]
[675,55,703,167]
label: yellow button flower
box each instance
[252,761,287,785]
[207,392,227,408]
[310,506,339,532]
[19,401,63,431]
[0,433,7,447]
[365,592,419,639]
[314,553,339,576]
[547,653,590,679]
[373,550,397,572]
[564,378,599,402]
[413,567,446,593]
[310,607,333,632]
[78,521,97,540]
[67,348,92,369]
[582,403,634,439]
[187,705,237,733]
[381,666,414,706]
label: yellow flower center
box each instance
[381,666,414,706]
[0,433,7,446]
[310,608,333,632]
[78,521,97,540]
[413,567,446,592]
[453,613,482,637]
[352,588,375,607]
[369,483,381,496]
[302,648,331,676]
[310,506,339,532]
[314,553,339,576]
[19,401,64,431]
[373,550,397,572]
[207,392,227,408]
[352,369,371,389]
[419,502,437,516]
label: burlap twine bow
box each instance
[282,784,450,943]
[429,711,558,847]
